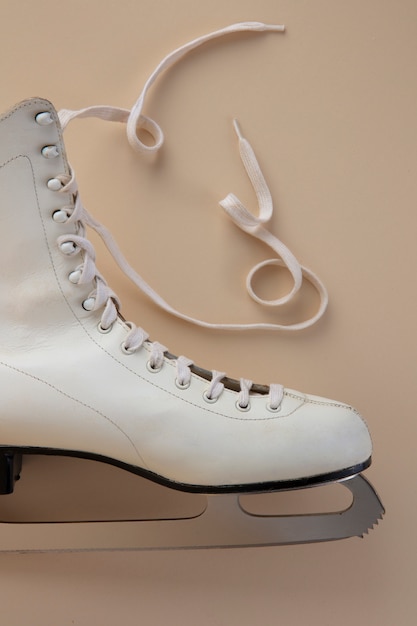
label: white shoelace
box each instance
[55,168,284,409]
[54,21,329,409]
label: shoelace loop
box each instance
[57,21,328,331]
[58,22,285,154]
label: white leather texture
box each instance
[0,99,372,487]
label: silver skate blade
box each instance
[0,474,383,552]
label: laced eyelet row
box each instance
[117,339,281,411]
[119,338,283,411]
[41,118,285,417]
[118,342,282,411]
[40,118,89,318]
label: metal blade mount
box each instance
[0,474,384,552]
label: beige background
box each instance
[0,0,415,623]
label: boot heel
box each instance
[0,451,22,494]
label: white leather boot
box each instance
[0,96,372,493]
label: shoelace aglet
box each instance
[232,118,244,140]
[243,22,285,32]
[263,24,286,32]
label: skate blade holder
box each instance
[0,452,384,552]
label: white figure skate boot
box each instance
[0,23,383,550]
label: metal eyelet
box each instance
[41,145,59,159]
[235,400,251,412]
[59,241,77,255]
[121,342,135,355]
[52,209,69,223]
[35,112,53,126]
[82,297,95,311]
[47,178,63,191]
[146,360,163,374]
[175,378,191,390]
[266,403,282,414]
[97,322,113,334]
[203,390,218,404]
[68,269,82,284]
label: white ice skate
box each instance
[0,23,383,551]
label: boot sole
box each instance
[0,446,371,495]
